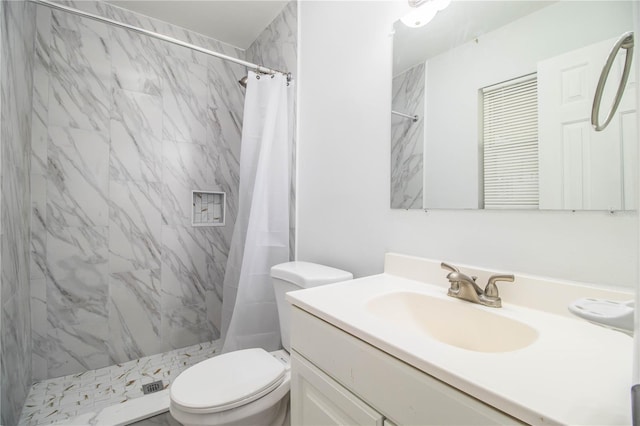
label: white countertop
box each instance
[287,272,633,425]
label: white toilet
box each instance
[169,261,353,426]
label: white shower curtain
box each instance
[221,71,292,353]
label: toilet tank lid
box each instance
[271,261,353,289]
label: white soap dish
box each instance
[568,298,634,336]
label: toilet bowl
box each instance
[169,262,353,426]
[170,348,291,426]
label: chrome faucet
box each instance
[441,262,514,308]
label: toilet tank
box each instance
[271,261,353,352]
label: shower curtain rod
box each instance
[392,110,419,122]
[29,0,291,79]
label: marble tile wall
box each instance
[30,0,247,381]
[391,63,424,209]
[245,1,297,259]
[1,1,37,424]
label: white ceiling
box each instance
[106,0,289,50]
[393,1,555,75]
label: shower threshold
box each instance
[18,340,220,426]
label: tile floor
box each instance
[18,340,220,425]
[128,411,181,426]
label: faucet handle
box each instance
[484,274,514,298]
[441,262,459,273]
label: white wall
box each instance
[297,1,638,289]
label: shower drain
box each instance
[142,380,164,395]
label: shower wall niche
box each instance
[29,1,246,381]
[192,191,226,227]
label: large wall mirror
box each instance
[390,1,637,210]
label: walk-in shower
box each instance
[4,0,297,424]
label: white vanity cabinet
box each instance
[290,306,524,426]
[291,352,384,425]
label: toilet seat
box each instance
[170,348,286,414]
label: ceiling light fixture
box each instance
[401,0,451,28]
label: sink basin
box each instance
[365,291,538,353]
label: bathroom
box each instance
[1,0,638,425]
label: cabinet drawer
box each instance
[291,307,524,425]
[291,351,384,426]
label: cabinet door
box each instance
[291,351,384,426]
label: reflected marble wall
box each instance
[391,64,424,209]
[1,1,37,424]
[30,1,246,380]
[245,1,297,258]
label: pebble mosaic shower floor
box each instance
[18,340,220,425]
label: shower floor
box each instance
[18,340,220,426]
